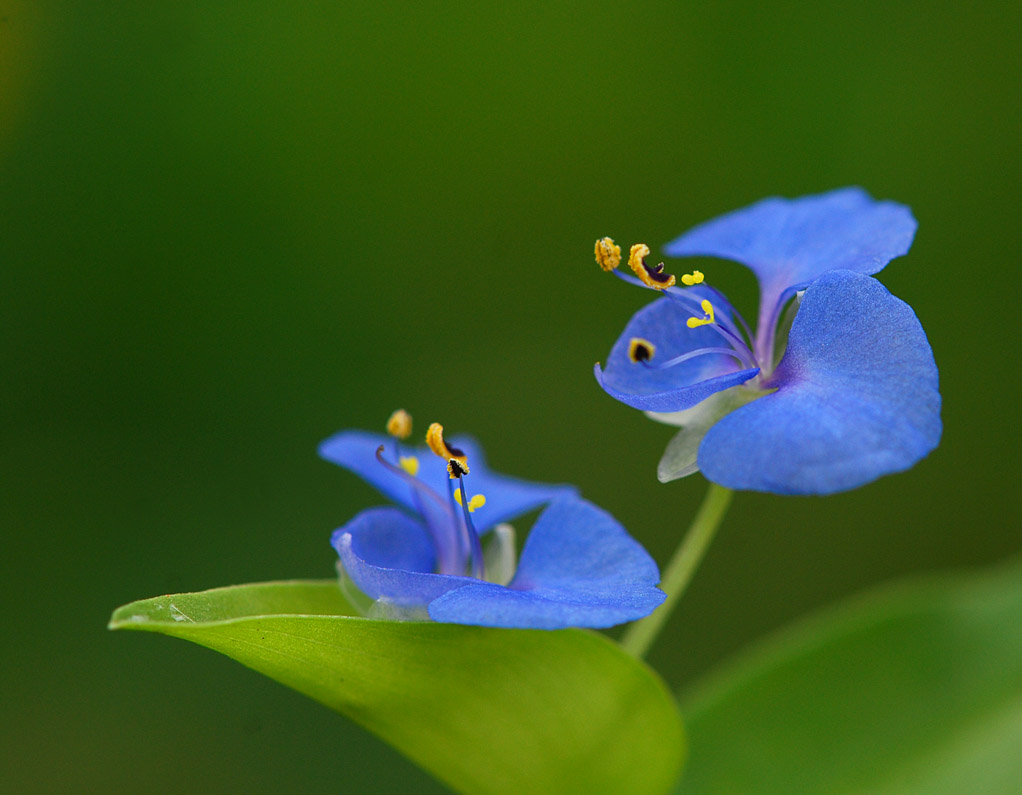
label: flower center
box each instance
[596,237,797,379]
[380,416,491,579]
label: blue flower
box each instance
[594,188,942,495]
[319,417,666,629]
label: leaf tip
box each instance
[108,597,166,631]
[107,607,144,631]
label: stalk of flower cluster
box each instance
[620,484,734,658]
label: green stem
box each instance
[621,483,734,658]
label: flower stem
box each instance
[621,483,734,658]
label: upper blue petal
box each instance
[595,295,759,412]
[663,187,917,314]
[427,496,666,629]
[697,270,941,495]
[331,507,474,607]
[319,431,576,532]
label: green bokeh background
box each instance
[3,2,1019,792]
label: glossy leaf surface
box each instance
[110,580,684,795]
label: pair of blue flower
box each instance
[322,188,941,630]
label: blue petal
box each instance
[698,270,941,495]
[595,295,759,412]
[664,188,917,314]
[428,496,666,629]
[331,507,473,607]
[319,431,575,532]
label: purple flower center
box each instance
[613,267,792,384]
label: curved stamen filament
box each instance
[705,318,758,369]
[639,346,748,371]
[374,447,448,514]
[700,284,754,347]
[374,446,461,574]
[613,269,752,345]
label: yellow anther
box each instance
[454,490,486,512]
[399,456,420,477]
[427,422,469,477]
[628,337,656,364]
[629,243,676,289]
[680,270,704,286]
[594,237,621,271]
[686,299,716,328]
[386,409,413,440]
[447,458,470,478]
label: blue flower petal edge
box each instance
[698,270,941,494]
[319,430,576,533]
[333,507,476,607]
[595,296,760,412]
[664,187,917,317]
[334,496,665,629]
[323,425,664,628]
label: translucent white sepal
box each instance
[338,559,430,621]
[368,599,430,621]
[483,523,517,586]
[648,385,764,482]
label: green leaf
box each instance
[109,580,684,795]
[677,560,1022,794]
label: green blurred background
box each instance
[3,1,1019,792]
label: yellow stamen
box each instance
[628,337,656,363]
[454,490,486,512]
[427,422,470,477]
[594,237,621,271]
[680,270,704,286]
[386,409,412,440]
[398,455,419,477]
[629,243,676,289]
[447,458,470,478]
[686,299,716,328]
